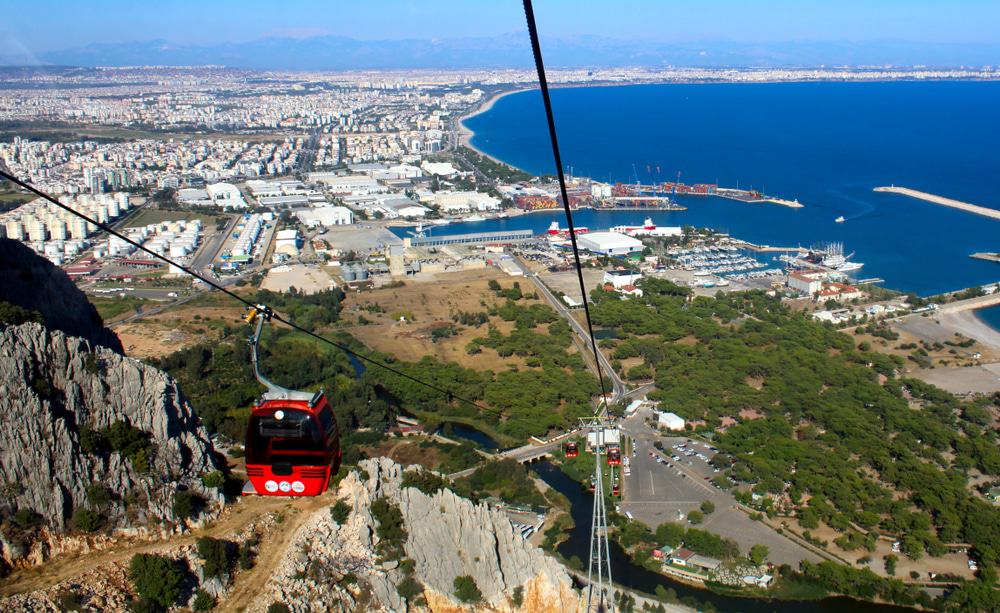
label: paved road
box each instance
[619,408,823,567]
[523,265,627,404]
[192,213,239,274]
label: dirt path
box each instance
[1,496,303,598]
[219,494,334,612]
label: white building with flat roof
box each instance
[658,411,685,431]
[206,182,247,208]
[297,206,353,228]
[274,229,300,256]
[310,173,385,195]
[604,269,643,288]
[421,161,459,177]
[578,232,644,256]
[433,191,501,214]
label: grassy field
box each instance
[90,295,150,322]
[342,269,544,373]
[124,208,223,228]
[0,183,35,212]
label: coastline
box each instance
[949,308,1000,353]
[458,87,532,164]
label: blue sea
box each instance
[443,81,1000,299]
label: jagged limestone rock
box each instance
[251,458,581,612]
[0,322,222,564]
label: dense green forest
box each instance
[591,278,1000,573]
[155,327,393,441]
[377,299,598,439]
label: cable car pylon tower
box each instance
[580,416,616,612]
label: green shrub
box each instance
[196,537,233,579]
[83,353,101,375]
[128,554,182,609]
[192,588,215,612]
[371,498,407,559]
[266,604,291,613]
[12,508,42,529]
[73,508,103,533]
[400,469,448,495]
[453,575,482,604]
[330,500,351,524]
[79,427,109,455]
[86,483,113,509]
[32,377,53,397]
[396,575,423,600]
[172,490,202,520]
[512,585,524,607]
[55,589,84,611]
[0,301,43,325]
[201,471,225,489]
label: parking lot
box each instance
[619,409,822,566]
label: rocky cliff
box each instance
[0,321,223,566]
[251,457,581,612]
[0,238,123,353]
[0,459,588,612]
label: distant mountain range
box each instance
[4,34,999,70]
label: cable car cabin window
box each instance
[247,410,327,466]
[317,406,338,439]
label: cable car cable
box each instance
[0,169,504,418]
[521,0,610,406]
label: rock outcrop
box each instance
[252,458,581,612]
[0,238,123,353]
[0,321,223,565]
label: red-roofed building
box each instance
[817,282,862,302]
[669,549,697,566]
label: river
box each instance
[531,460,919,613]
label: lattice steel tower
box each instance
[581,418,616,612]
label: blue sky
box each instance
[4,0,1000,53]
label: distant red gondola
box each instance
[564,441,579,458]
[607,447,621,466]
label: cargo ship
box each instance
[545,220,589,238]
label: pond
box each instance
[435,421,501,452]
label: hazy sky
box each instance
[4,0,1000,53]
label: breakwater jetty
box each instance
[874,186,1000,221]
[715,188,804,208]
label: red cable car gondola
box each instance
[612,482,620,497]
[607,446,621,466]
[242,306,341,497]
[564,441,579,458]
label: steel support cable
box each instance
[521,0,611,406]
[0,169,503,418]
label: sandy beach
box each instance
[457,87,532,162]
[940,309,1000,352]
